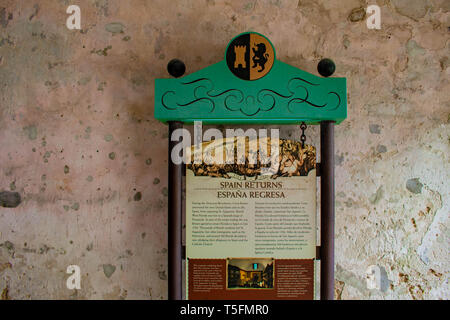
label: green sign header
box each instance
[154,33,347,124]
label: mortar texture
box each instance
[0,0,448,299]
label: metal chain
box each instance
[300,122,307,149]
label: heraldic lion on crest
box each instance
[252,43,269,72]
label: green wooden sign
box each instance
[154,32,347,125]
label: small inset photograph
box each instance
[226,258,274,289]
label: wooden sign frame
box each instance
[154,32,347,300]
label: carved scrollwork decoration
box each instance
[161,76,342,116]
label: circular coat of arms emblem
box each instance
[225,32,275,81]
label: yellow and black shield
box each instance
[226,32,275,81]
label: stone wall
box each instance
[0,0,448,299]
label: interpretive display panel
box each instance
[186,137,316,299]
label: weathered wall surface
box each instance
[0,0,448,299]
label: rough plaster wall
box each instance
[0,0,448,299]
